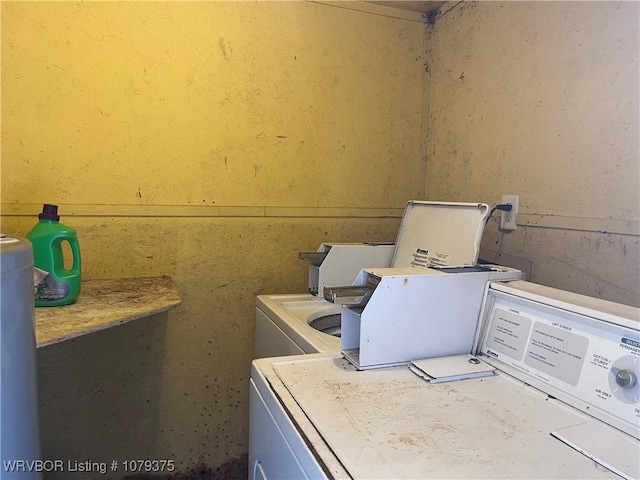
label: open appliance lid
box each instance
[390,201,490,268]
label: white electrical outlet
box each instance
[500,195,519,231]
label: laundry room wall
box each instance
[425,1,640,307]
[1,2,426,478]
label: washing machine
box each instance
[254,293,342,358]
[254,242,395,358]
[249,280,640,479]
[254,201,500,359]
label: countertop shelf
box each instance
[36,275,181,348]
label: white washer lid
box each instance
[390,201,490,268]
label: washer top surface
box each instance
[266,354,637,479]
[257,293,341,353]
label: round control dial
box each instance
[608,355,640,404]
[615,369,637,388]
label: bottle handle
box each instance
[68,238,81,275]
[51,236,81,277]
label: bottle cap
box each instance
[38,204,60,221]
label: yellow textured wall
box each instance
[2,1,427,207]
[1,1,426,477]
[426,1,639,306]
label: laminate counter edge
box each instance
[36,276,181,348]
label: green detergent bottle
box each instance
[26,204,82,306]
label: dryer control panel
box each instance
[477,281,640,438]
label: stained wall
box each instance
[1,2,426,477]
[426,1,639,306]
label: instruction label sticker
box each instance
[410,249,452,268]
[485,309,532,361]
[524,322,589,386]
[411,249,430,267]
[426,251,452,267]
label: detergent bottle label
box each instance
[34,267,70,302]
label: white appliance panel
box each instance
[305,243,394,296]
[254,294,341,358]
[249,379,325,480]
[249,358,349,480]
[391,201,489,268]
[254,309,305,358]
[340,266,523,369]
[477,281,640,438]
